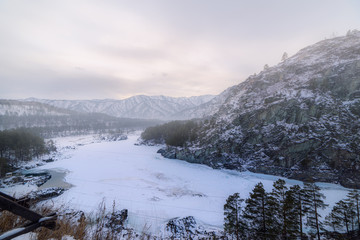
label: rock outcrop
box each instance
[104,209,128,233]
[157,30,360,188]
[165,216,219,239]
[28,187,66,202]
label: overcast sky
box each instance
[0,0,359,100]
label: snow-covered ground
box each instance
[2,133,351,234]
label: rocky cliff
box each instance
[158,30,360,188]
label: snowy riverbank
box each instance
[2,133,352,234]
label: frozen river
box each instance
[4,133,352,233]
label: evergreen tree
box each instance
[281,52,288,61]
[0,131,10,158]
[347,200,357,232]
[271,179,304,239]
[324,211,341,232]
[270,179,287,238]
[283,186,303,239]
[244,182,276,239]
[325,200,352,234]
[303,182,328,240]
[346,189,360,232]
[224,193,246,240]
[288,185,309,239]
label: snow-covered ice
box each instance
[3,133,352,234]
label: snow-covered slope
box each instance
[0,100,74,116]
[0,100,160,134]
[158,30,360,188]
[171,86,236,120]
[213,29,360,123]
[26,95,215,120]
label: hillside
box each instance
[26,95,215,120]
[155,30,360,188]
[0,100,74,116]
[171,86,237,120]
[0,100,161,136]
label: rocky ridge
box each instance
[157,30,360,188]
[0,100,75,116]
[25,95,215,120]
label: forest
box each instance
[0,128,52,176]
[0,114,161,138]
[224,179,360,240]
[141,120,199,146]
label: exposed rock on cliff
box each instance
[158,30,360,188]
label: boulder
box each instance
[104,209,128,232]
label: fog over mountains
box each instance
[0,95,217,135]
[23,95,215,120]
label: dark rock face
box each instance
[158,31,360,188]
[166,216,205,239]
[165,216,221,239]
[42,158,54,163]
[28,187,66,202]
[0,172,51,188]
[104,209,128,233]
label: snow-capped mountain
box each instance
[0,100,161,134]
[158,30,360,188]
[26,95,215,120]
[171,86,236,120]
[0,100,74,116]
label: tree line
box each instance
[0,128,53,176]
[0,114,161,138]
[141,120,199,147]
[224,179,360,240]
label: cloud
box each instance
[0,0,359,99]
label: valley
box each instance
[0,133,351,236]
[0,30,359,239]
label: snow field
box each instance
[5,134,351,234]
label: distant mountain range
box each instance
[0,94,218,135]
[23,95,216,120]
[0,100,75,116]
[0,99,160,135]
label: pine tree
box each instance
[269,179,311,239]
[266,192,280,238]
[281,52,288,61]
[244,182,276,239]
[224,193,246,240]
[346,189,360,232]
[346,200,357,232]
[326,200,352,234]
[284,185,304,239]
[272,179,307,239]
[270,179,287,238]
[303,182,328,240]
[324,211,341,232]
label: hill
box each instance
[0,100,161,137]
[154,30,360,188]
[26,95,215,120]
